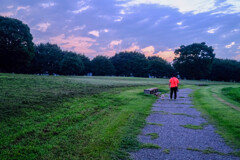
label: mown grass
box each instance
[193,86,240,148]
[0,73,171,160]
[0,73,239,159]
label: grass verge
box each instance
[193,86,240,148]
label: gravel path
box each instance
[131,88,240,160]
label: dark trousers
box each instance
[170,87,178,99]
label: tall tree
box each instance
[211,58,240,82]
[31,43,63,75]
[78,54,91,75]
[60,51,84,75]
[110,51,148,77]
[173,42,215,80]
[0,16,34,73]
[148,56,174,78]
[91,56,115,76]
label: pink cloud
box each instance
[141,45,155,57]
[234,54,240,60]
[50,34,97,55]
[0,12,14,17]
[155,50,176,62]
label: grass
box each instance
[147,122,163,126]
[146,133,159,140]
[163,149,170,154]
[180,124,203,130]
[222,87,240,104]
[172,113,195,117]
[0,73,239,159]
[186,147,225,155]
[192,85,240,148]
[140,143,161,149]
[0,73,172,160]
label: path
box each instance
[131,88,239,160]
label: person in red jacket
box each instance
[169,74,179,99]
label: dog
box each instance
[160,94,165,100]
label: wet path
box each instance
[131,88,239,160]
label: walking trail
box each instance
[131,88,240,160]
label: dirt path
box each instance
[131,88,239,160]
[213,94,240,112]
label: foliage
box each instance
[0,16,34,73]
[91,55,115,76]
[173,42,215,80]
[147,56,174,77]
[78,54,91,75]
[211,58,240,82]
[60,51,84,75]
[111,51,148,77]
[31,43,63,75]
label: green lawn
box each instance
[0,73,239,159]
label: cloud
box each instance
[237,46,240,49]
[16,6,30,12]
[41,2,55,8]
[72,6,90,14]
[0,12,14,17]
[207,26,220,33]
[50,34,96,54]
[141,46,155,57]
[88,30,100,37]
[73,25,86,31]
[119,0,217,14]
[124,43,140,52]
[233,54,240,60]
[213,0,240,14]
[114,16,123,22]
[176,21,183,25]
[109,40,122,48]
[35,22,51,32]
[103,29,109,32]
[156,50,176,62]
[225,42,235,48]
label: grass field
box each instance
[0,73,240,159]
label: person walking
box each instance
[169,74,179,99]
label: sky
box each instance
[1,0,240,62]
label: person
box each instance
[169,74,179,99]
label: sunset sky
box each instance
[1,0,240,61]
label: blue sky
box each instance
[1,0,240,61]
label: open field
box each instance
[0,73,240,159]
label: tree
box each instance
[211,58,240,82]
[110,51,148,77]
[91,56,115,76]
[31,43,63,74]
[0,16,34,73]
[173,42,215,80]
[60,51,84,75]
[148,56,174,78]
[78,54,91,75]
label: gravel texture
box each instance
[131,88,240,160]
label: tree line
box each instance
[0,16,240,81]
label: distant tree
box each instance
[148,56,174,78]
[60,51,84,75]
[211,58,240,82]
[91,55,115,76]
[78,54,91,75]
[31,43,63,74]
[110,51,148,77]
[0,16,34,73]
[173,42,215,80]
